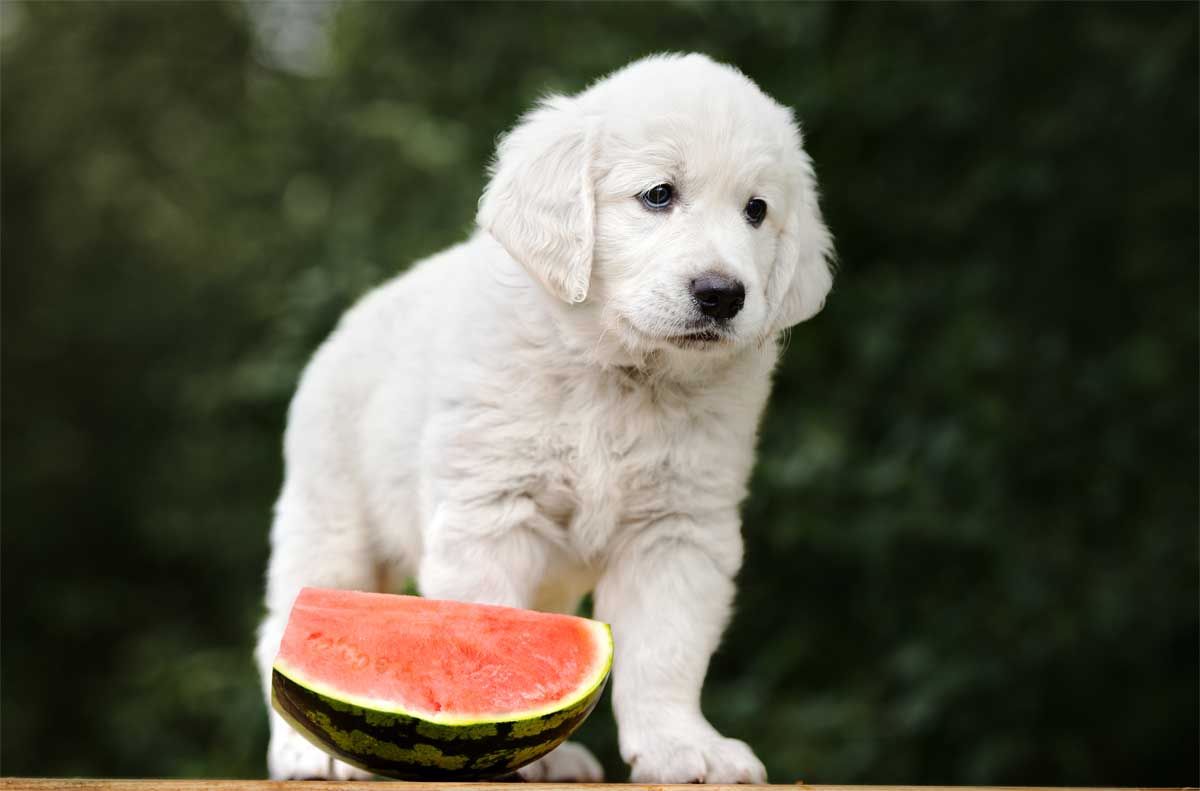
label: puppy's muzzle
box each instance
[690,273,745,321]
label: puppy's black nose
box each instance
[690,274,745,321]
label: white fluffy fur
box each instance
[256,52,833,783]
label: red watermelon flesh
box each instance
[274,587,612,724]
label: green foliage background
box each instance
[2,1,1196,783]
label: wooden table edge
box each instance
[1,780,1189,791]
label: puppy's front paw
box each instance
[628,733,766,784]
[268,723,374,781]
[518,740,604,782]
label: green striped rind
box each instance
[271,666,608,779]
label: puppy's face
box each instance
[479,54,833,363]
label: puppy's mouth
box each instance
[664,328,730,348]
[615,313,736,351]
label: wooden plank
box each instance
[0,781,1184,791]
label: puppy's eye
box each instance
[745,198,768,227]
[639,183,674,210]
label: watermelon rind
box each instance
[270,620,612,780]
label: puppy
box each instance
[256,52,833,783]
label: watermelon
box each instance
[270,587,613,780]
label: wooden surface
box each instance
[0,781,1183,791]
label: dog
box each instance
[255,52,833,783]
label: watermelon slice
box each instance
[271,587,613,779]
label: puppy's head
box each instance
[478,53,833,362]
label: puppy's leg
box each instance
[516,741,604,782]
[256,493,377,781]
[594,519,767,784]
[417,501,602,782]
[416,504,548,608]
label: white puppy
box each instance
[256,52,833,783]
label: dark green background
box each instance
[3,1,1197,783]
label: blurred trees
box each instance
[2,1,1196,783]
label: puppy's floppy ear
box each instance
[477,95,595,304]
[768,142,835,334]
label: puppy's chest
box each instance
[529,377,714,556]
